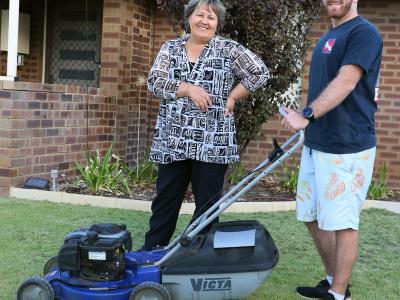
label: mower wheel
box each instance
[43,255,58,275]
[129,282,171,300]
[17,276,54,300]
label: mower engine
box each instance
[57,223,132,281]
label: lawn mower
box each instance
[17,109,304,300]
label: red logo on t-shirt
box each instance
[323,39,336,54]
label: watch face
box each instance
[303,107,313,119]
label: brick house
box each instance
[0,0,399,196]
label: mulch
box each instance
[125,178,295,203]
[60,178,400,203]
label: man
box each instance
[282,1,383,300]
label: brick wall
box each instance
[0,81,117,195]
[367,0,400,189]
[146,10,179,146]
[1,0,399,194]
[100,0,132,160]
[101,0,155,166]
[0,0,44,81]
[243,0,400,190]
[0,0,156,195]
[127,0,153,165]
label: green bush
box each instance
[76,143,132,196]
[156,0,321,153]
[228,162,247,185]
[127,158,158,185]
[280,157,299,193]
[368,163,391,200]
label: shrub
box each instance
[280,157,299,193]
[76,143,132,196]
[155,0,321,152]
[127,158,158,185]
[368,163,392,200]
[228,162,247,185]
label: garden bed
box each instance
[58,176,400,203]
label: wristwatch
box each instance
[302,106,315,123]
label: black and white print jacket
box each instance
[148,34,269,164]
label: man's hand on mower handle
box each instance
[280,107,309,133]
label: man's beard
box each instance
[327,0,353,19]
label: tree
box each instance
[155,0,321,153]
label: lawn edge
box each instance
[9,187,400,214]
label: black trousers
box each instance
[142,159,228,250]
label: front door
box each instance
[46,0,102,87]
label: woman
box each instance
[142,0,269,250]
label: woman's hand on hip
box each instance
[187,84,212,112]
[224,97,236,116]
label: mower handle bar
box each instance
[155,107,303,266]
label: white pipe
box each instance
[41,0,48,83]
[51,169,58,192]
[6,0,20,78]
[0,75,15,81]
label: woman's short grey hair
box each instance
[184,0,226,33]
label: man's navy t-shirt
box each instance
[305,16,383,154]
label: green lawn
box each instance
[1,197,399,300]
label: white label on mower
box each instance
[214,229,256,248]
[88,251,106,260]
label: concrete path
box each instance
[9,187,400,215]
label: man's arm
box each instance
[282,64,364,132]
[310,64,364,118]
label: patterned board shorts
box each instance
[296,146,376,231]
